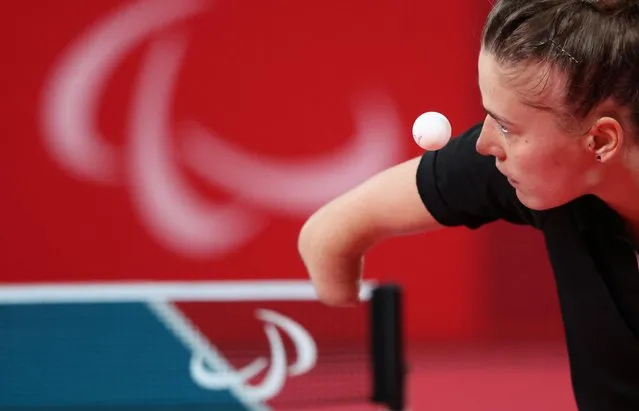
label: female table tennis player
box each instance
[299,0,639,409]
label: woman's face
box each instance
[475,50,601,210]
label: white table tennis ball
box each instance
[412,112,452,150]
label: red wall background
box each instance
[0,0,563,345]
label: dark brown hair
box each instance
[482,0,639,132]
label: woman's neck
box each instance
[596,159,639,242]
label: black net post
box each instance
[369,283,406,410]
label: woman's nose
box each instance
[476,117,506,161]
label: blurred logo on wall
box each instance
[39,0,403,258]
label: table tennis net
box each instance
[0,283,405,410]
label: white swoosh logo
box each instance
[41,0,208,182]
[40,0,403,257]
[179,91,403,214]
[190,309,318,402]
[129,35,262,256]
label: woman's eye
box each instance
[498,123,510,136]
